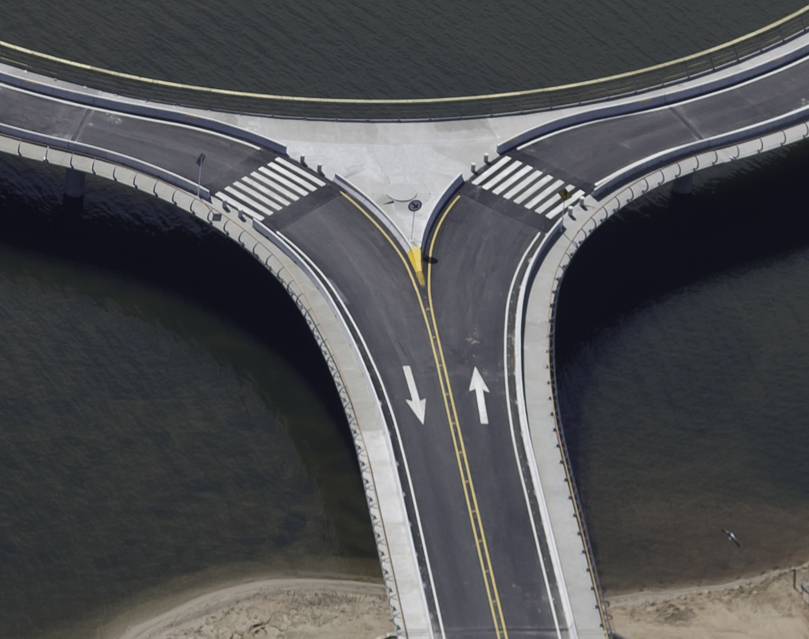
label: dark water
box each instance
[0,1,804,98]
[0,1,807,636]
[555,142,809,592]
[0,155,379,639]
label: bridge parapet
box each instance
[1,5,808,120]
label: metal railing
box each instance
[0,6,808,121]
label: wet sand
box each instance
[608,561,809,639]
[105,563,809,639]
[111,578,395,639]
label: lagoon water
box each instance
[0,1,807,636]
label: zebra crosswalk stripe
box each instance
[232,181,282,211]
[481,161,523,190]
[276,157,327,187]
[270,163,318,192]
[215,191,263,221]
[503,172,542,200]
[243,175,288,207]
[224,185,277,218]
[492,165,533,195]
[260,165,309,197]
[526,179,565,210]
[215,157,327,221]
[256,167,300,201]
[471,156,512,185]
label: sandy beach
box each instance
[103,563,809,639]
[608,562,809,639]
[111,578,395,639]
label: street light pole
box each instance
[196,153,206,197]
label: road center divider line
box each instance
[342,191,507,638]
[427,194,509,639]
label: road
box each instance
[273,190,568,638]
[2,45,809,638]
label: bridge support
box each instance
[64,168,85,199]
[671,173,693,195]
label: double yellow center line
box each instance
[342,192,508,638]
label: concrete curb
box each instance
[0,134,436,639]
[520,105,809,639]
[0,64,287,154]
[332,174,412,251]
[497,31,809,154]
[0,120,211,200]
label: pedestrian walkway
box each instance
[215,156,327,221]
[471,156,581,221]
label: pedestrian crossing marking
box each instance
[216,157,326,222]
[472,156,582,222]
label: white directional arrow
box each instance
[469,367,490,425]
[402,365,426,424]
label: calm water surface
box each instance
[0,1,804,97]
[0,1,807,636]
[0,156,378,639]
[555,142,809,592]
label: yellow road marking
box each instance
[340,192,508,638]
[4,4,806,106]
[427,194,509,639]
[408,246,426,286]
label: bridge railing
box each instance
[0,6,808,121]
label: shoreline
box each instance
[607,559,809,606]
[607,561,809,638]
[101,562,809,639]
[109,577,395,639]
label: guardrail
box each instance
[0,6,808,121]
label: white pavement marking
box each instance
[481,160,522,190]
[270,163,318,191]
[526,179,564,210]
[242,176,286,207]
[257,167,301,200]
[262,164,309,196]
[543,201,566,220]
[276,157,327,187]
[220,158,326,222]
[403,366,426,424]
[493,164,533,195]
[543,189,583,219]
[224,185,276,217]
[513,173,554,204]
[469,367,490,425]
[233,181,282,211]
[250,171,294,204]
[214,192,263,220]
[471,156,511,185]
[504,171,542,200]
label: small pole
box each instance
[196,153,206,197]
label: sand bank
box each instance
[109,563,809,639]
[608,562,809,638]
[112,578,395,639]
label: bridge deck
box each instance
[518,55,809,196]
[0,36,808,639]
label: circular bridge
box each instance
[0,5,807,120]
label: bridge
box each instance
[3,7,809,639]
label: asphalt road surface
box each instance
[3,49,809,638]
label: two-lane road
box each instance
[275,183,569,637]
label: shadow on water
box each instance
[0,154,379,639]
[554,140,809,591]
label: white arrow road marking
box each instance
[469,367,490,425]
[403,365,426,424]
